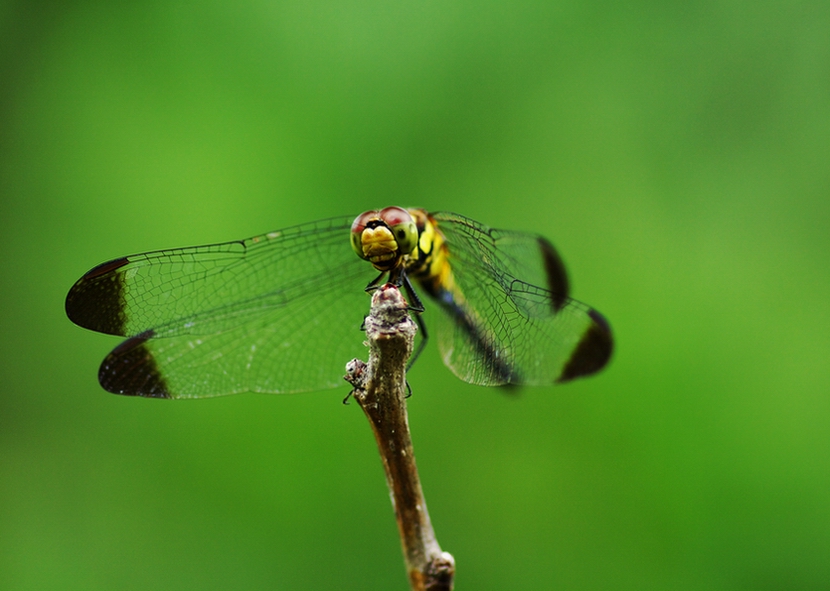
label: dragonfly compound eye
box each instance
[350,210,381,261]
[379,207,418,256]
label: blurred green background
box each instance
[2,2,829,589]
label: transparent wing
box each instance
[66,216,376,398]
[426,212,612,386]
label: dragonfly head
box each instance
[351,207,419,271]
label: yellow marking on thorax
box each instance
[406,209,464,304]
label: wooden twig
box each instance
[345,284,455,591]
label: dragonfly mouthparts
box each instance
[360,226,399,263]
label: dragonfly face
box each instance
[350,206,419,272]
[66,208,613,399]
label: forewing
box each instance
[428,212,612,386]
[66,216,375,397]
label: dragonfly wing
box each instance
[427,212,613,386]
[66,216,375,397]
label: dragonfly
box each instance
[65,207,613,399]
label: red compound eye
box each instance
[379,206,412,227]
[351,210,380,235]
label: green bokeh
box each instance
[2,2,829,589]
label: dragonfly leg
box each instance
[398,270,428,373]
[364,271,387,292]
[361,271,390,333]
[400,271,425,313]
[407,311,428,372]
